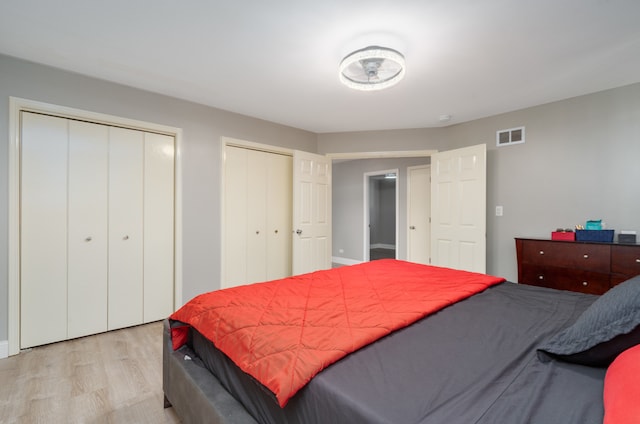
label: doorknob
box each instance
[85,236,92,242]
[296,229,302,235]
[409,226,416,230]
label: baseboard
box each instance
[331,257,362,266]
[370,244,396,250]
[0,340,8,359]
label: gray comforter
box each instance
[187,282,605,424]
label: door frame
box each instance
[328,150,435,265]
[363,169,399,262]
[7,97,183,357]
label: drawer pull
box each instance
[582,281,588,286]
[636,259,640,263]
[539,250,544,255]
[538,275,544,280]
[583,254,589,259]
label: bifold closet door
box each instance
[224,145,293,288]
[20,112,175,348]
[67,120,109,339]
[108,127,144,330]
[143,132,175,323]
[246,149,268,284]
[224,146,249,288]
[266,153,292,281]
[20,112,69,348]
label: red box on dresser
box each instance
[551,231,576,241]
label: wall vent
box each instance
[496,126,525,147]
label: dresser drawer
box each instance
[611,245,640,277]
[521,240,610,272]
[520,265,610,295]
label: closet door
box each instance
[108,127,144,330]
[143,132,175,323]
[223,146,293,287]
[20,112,69,348]
[224,146,249,288]
[246,149,268,284]
[67,120,109,339]
[267,153,292,280]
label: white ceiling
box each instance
[1,0,639,133]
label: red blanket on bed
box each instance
[170,259,504,407]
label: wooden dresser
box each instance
[515,238,640,295]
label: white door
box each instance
[293,151,331,275]
[20,112,69,348]
[143,132,175,323]
[223,145,249,288]
[407,165,431,264]
[431,144,486,273]
[19,112,175,348]
[108,127,144,330]
[267,152,293,280]
[223,146,293,288]
[246,149,269,283]
[67,120,109,339]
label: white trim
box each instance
[363,169,399,262]
[327,150,436,161]
[8,98,20,356]
[0,340,8,359]
[331,256,362,266]
[222,136,294,156]
[8,97,183,356]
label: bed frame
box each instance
[162,320,258,424]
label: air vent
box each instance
[496,126,525,147]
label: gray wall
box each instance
[332,157,429,262]
[322,82,640,282]
[0,54,316,342]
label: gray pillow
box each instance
[537,275,640,367]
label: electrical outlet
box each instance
[495,206,503,217]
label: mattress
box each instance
[183,282,605,424]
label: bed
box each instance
[163,259,640,424]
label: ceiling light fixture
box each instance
[339,46,405,91]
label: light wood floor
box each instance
[0,321,181,424]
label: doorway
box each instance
[364,169,398,262]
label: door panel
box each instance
[20,112,69,348]
[223,146,249,288]
[108,127,144,330]
[143,132,175,322]
[293,151,332,275]
[267,153,293,280]
[407,165,431,264]
[431,144,486,273]
[67,120,109,339]
[246,150,268,283]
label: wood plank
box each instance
[0,322,180,423]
